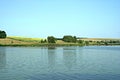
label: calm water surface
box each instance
[0,46,120,80]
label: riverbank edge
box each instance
[0,43,120,47]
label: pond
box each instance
[0,46,120,80]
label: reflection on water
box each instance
[47,47,77,70]
[0,47,6,69]
[63,47,76,69]
[0,46,120,80]
[76,47,84,66]
[48,48,56,70]
[48,46,56,49]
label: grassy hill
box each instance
[0,36,41,46]
[0,36,120,46]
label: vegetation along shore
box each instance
[0,30,120,47]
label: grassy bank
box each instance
[7,36,41,42]
[0,36,120,47]
[0,43,84,47]
[0,36,82,47]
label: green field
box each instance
[8,36,42,42]
[0,36,120,46]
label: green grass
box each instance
[0,36,119,47]
[7,36,42,42]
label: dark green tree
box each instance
[44,39,47,43]
[47,36,56,43]
[78,40,84,44]
[0,30,7,38]
[40,39,44,43]
[73,36,77,43]
[97,41,101,45]
[63,35,77,43]
[104,41,108,45]
[41,39,47,43]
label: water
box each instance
[0,46,120,80]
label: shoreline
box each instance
[0,43,120,47]
[0,36,120,47]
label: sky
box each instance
[0,0,120,38]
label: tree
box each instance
[73,36,77,43]
[104,41,108,45]
[63,35,77,43]
[44,39,47,43]
[78,40,84,44]
[41,39,47,43]
[47,36,56,43]
[40,39,44,43]
[0,30,7,38]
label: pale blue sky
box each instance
[0,0,120,38]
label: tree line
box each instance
[0,30,120,46]
[47,35,77,43]
[46,35,120,45]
